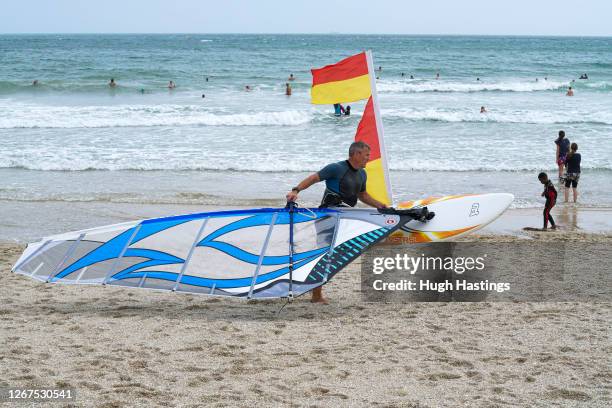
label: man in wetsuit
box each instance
[538,172,557,230]
[286,141,387,303]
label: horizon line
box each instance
[1,32,611,38]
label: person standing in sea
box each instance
[564,143,581,203]
[555,130,570,179]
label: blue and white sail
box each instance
[13,207,403,299]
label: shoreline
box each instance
[1,203,611,244]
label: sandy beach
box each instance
[1,230,610,407]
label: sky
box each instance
[2,0,611,36]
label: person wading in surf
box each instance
[286,141,387,304]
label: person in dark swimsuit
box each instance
[286,141,387,303]
[555,130,570,179]
[564,143,581,203]
[538,172,557,230]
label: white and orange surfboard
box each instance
[385,193,514,243]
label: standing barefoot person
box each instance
[555,130,570,179]
[538,172,557,230]
[286,141,387,303]
[564,143,581,203]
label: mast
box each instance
[365,50,394,205]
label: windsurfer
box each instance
[286,141,387,303]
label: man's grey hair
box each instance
[349,141,371,156]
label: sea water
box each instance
[1,34,611,239]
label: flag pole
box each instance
[364,50,394,205]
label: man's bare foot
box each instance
[310,286,328,304]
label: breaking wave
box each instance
[381,108,612,125]
[377,79,568,93]
[0,104,314,128]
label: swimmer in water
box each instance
[480,106,487,113]
[285,82,292,96]
[168,80,176,89]
[288,73,295,81]
[334,103,344,116]
[109,78,117,87]
[32,80,39,86]
[436,72,440,80]
[566,86,574,96]
[245,85,252,91]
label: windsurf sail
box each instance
[311,50,392,206]
[12,207,413,299]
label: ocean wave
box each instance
[0,104,314,128]
[2,160,610,173]
[583,81,612,91]
[376,79,568,93]
[381,108,612,125]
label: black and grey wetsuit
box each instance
[317,160,367,208]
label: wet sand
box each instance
[1,231,610,407]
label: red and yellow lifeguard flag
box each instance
[310,52,371,104]
[354,96,392,205]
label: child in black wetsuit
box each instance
[538,172,557,230]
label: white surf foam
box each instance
[0,103,314,129]
[377,79,568,93]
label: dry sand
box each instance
[1,233,611,407]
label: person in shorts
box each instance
[555,130,570,179]
[564,143,581,203]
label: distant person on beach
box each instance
[555,130,570,179]
[410,75,414,79]
[564,143,581,203]
[168,81,176,89]
[32,80,39,86]
[288,73,295,81]
[285,141,387,303]
[538,172,557,230]
[285,83,292,96]
[566,86,574,96]
[480,106,487,113]
[436,72,440,80]
[245,85,252,91]
[343,105,351,116]
[206,77,209,82]
[109,78,117,88]
[401,72,405,77]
